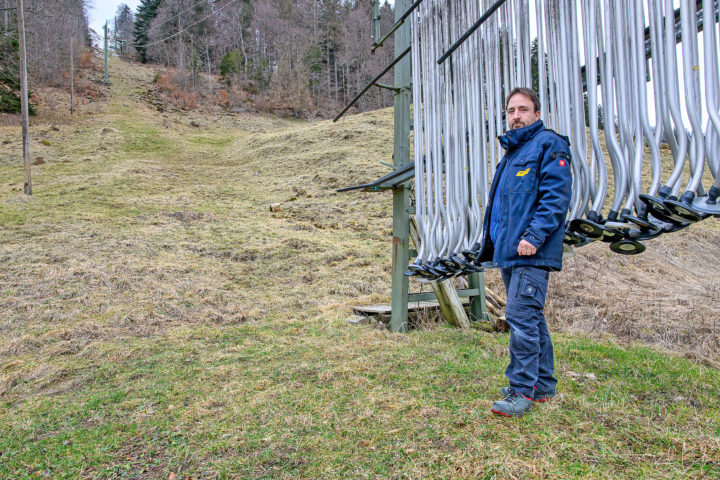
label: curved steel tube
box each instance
[583,0,608,215]
[663,0,690,197]
[601,0,629,218]
[405,0,718,268]
[681,0,706,197]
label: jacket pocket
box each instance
[508,157,539,193]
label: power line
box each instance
[146,0,209,33]
[143,0,240,48]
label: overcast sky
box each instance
[88,0,142,43]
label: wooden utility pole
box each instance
[16,0,30,195]
[104,21,109,84]
[70,36,74,114]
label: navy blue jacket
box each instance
[478,120,572,271]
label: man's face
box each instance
[506,93,540,130]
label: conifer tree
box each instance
[115,4,135,54]
[0,30,22,113]
[133,0,162,63]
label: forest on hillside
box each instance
[0,0,89,113]
[129,0,397,117]
[0,0,397,118]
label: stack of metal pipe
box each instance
[407,0,720,281]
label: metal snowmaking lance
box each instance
[436,0,508,65]
[371,0,425,54]
[333,45,411,122]
[579,0,717,90]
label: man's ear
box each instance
[535,110,541,121]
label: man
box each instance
[477,87,572,417]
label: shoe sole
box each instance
[534,397,553,403]
[501,388,555,403]
[490,408,529,417]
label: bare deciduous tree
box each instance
[132,0,397,118]
[0,0,89,112]
[114,3,134,55]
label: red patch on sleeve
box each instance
[559,159,566,167]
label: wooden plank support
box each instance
[409,217,471,329]
[409,288,480,303]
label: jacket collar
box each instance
[498,120,544,151]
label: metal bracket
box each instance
[375,82,402,92]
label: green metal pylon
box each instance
[372,0,381,43]
[389,0,412,333]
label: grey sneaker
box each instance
[501,387,556,402]
[491,390,533,417]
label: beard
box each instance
[511,116,536,129]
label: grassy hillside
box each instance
[0,57,718,479]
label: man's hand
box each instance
[518,239,537,256]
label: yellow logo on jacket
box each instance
[516,168,530,177]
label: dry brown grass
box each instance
[550,227,720,366]
[0,56,719,479]
[0,56,392,371]
[1,55,719,369]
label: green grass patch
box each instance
[115,118,175,154]
[187,135,234,148]
[1,322,718,479]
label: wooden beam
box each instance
[408,217,470,329]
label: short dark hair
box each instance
[505,87,541,113]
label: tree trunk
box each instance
[334,55,338,105]
[70,36,74,114]
[239,31,247,74]
[326,44,331,105]
[206,44,212,91]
